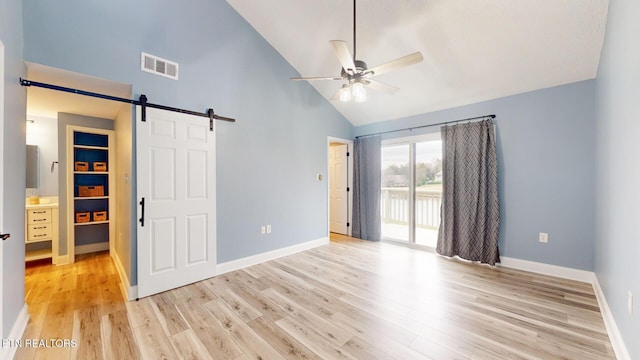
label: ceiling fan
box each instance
[291,0,423,102]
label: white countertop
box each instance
[25,196,59,209]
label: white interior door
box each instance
[136,106,216,298]
[329,144,348,234]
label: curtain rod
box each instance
[355,114,496,139]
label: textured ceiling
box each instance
[226,0,609,126]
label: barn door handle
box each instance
[139,198,145,227]
[1,233,10,241]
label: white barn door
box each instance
[136,106,216,298]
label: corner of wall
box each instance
[592,275,632,360]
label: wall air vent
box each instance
[141,52,179,80]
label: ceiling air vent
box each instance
[141,52,179,80]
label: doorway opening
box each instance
[327,137,353,237]
[23,63,133,304]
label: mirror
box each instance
[26,144,39,188]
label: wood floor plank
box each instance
[215,286,263,323]
[203,298,287,360]
[149,292,190,336]
[124,297,157,329]
[186,321,244,359]
[247,316,322,360]
[174,296,245,359]
[16,238,616,360]
[261,287,354,346]
[132,320,178,360]
[71,306,103,360]
[101,310,141,360]
[341,336,406,360]
[220,278,288,321]
[409,335,465,360]
[329,311,422,355]
[275,315,358,360]
[170,329,213,360]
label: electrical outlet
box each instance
[629,291,634,315]
[260,226,266,235]
[266,225,272,234]
[539,232,548,243]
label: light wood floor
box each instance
[16,235,616,359]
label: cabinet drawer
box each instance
[27,223,51,242]
[27,209,51,224]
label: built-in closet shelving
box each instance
[67,126,115,260]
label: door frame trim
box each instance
[65,125,116,264]
[327,136,353,238]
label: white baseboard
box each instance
[0,304,29,360]
[499,256,595,283]
[500,256,630,359]
[54,254,70,265]
[592,276,631,360]
[111,250,138,301]
[216,237,329,275]
[75,242,109,255]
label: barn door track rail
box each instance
[20,78,235,131]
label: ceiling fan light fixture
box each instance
[339,84,352,102]
[290,0,423,104]
[352,82,366,102]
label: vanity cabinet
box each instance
[25,205,59,262]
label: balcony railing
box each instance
[381,187,442,229]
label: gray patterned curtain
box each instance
[436,119,500,265]
[352,135,381,241]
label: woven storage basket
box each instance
[74,162,89,171]
[93,210,107,222]
[75,212,90,223]
[93,162,107,172]
[78,185,104,197]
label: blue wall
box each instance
[356,80,597,271]
[23,0,353,283]
[0,0,26,337]
[595,0,639,357]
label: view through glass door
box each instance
[381,134,442,247]
[414,141,442,247]
[381,144,410,242]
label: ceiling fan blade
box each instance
[291,76,343,81]
[364,79,399,94]
[366,52,423,77]
[330,40,356,73]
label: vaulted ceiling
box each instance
[226,0,609,126]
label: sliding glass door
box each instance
[414,141,442,247]
[381,134,442,247]
[381,144,410,242]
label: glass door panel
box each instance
[381,144,410,241]
[414,141,442,247]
